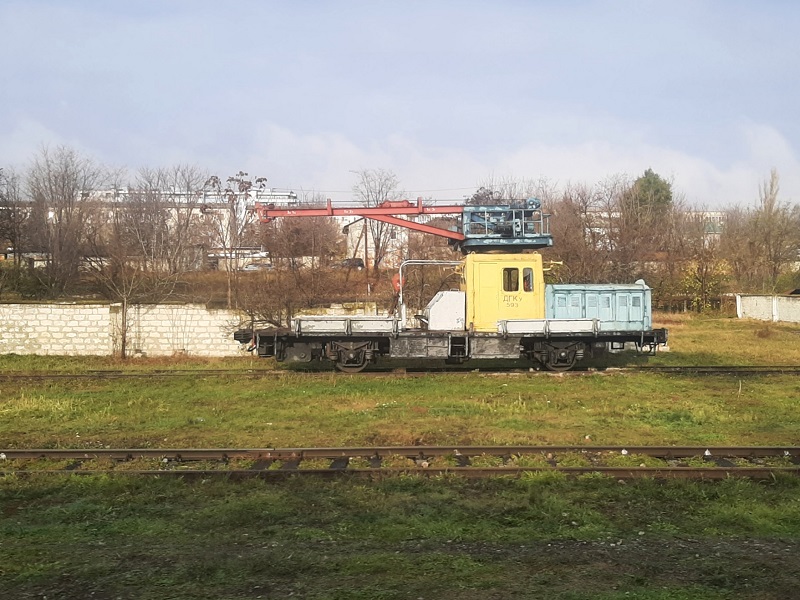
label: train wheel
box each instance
[333,348,369,373]
[540,346,579,372]
[328,341,374,373]
[335,359,368,373]
[543,357,577,372]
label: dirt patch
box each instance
[755,325,774,339]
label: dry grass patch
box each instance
[650,315,800,366]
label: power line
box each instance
[284,186,479,195]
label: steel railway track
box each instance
[2,446,798,480]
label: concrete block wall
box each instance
[776,296,800,322]
[737,295,800,323]
[0,304,113,355]
[115,304,245,357]
[0,303,247,357]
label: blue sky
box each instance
[1,0,798,207]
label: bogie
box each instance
[326,340,379,373]
[530,341,585,372]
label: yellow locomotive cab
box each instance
[464,253,545,332]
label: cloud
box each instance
[229,121,800,208]
[0,119,66,168]
[4,114,797,210]
[740,120,798,169]
[1,2,797,211]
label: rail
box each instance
[2,446,797,480]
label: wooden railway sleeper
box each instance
[249,459,276,471]
[329,457,350,470]
[280,458,301,470]
[413,455,432,468]
[454,453,471,467]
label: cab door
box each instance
[467,255,544,331]
[472,262,501,331]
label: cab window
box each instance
[502,268,519,292]
[523,268,533,292]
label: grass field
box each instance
[1,314,800,598]
[1,369,799,449]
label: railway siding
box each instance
[2,446,798,480]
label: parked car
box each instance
[241,263,274,272]
[337,258,364,270]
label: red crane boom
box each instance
[255,198,466,241]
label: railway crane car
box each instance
[234,199,667,371]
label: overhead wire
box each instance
[275,186,479,195]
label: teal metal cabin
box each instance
[545,281,652,331]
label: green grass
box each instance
[2,314,800,598]
[2,474,800,599]
[0,370,798,448]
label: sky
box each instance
[1,0,798,207]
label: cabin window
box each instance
[632,296,641,308]
[502,268,519,292]
[571,295,580,307]
[587,295,598,308]
[619,296,628,307]
[523,268,534,292]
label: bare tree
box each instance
[719,170,800,293]
[546,182,612,283]
[0,167,29,298]
[0,167,28,266]
[84,201,157,358]
[262,215,341,271]
[240,266,363,327]
[596,172,678,284]
[753,169,800,291]
[401,236,462,316]
[138,165,209,274]
[600,175,646,281]
[352,168,402,273]
[471,175,558,206]
[237,268,297,327]
[542,172,683,305]
[466,186,502,206]
[260,209,343,316]
[677,209,726,311]
[203,171,266,308]
[719,206,760,291]
[26,146,107,297]
[405,216,459,261]
[83,167,202,357]
[260,191,342,271]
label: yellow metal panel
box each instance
[465,253,545,331]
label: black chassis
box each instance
[234,327,668,371]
